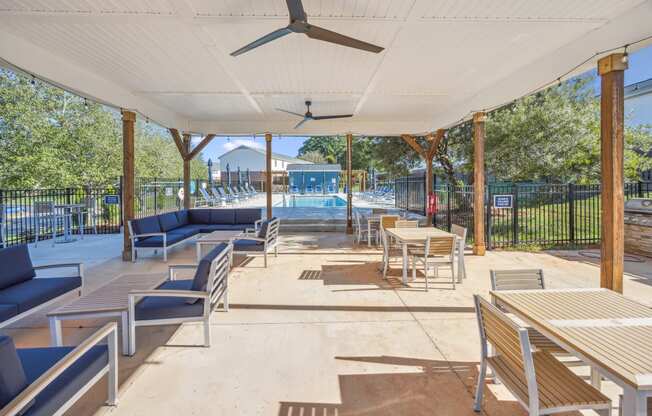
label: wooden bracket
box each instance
[169,128,215,161]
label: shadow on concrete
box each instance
[228,303,475,314]
[278,355,534,416]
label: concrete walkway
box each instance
[5,233,652,415]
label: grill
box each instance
[624,198,652,256]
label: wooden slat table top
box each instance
[48,273,167,316]
[384,226,455,243]
[197,230,243,242]
[491,288,652,389]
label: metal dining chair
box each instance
[82,196,99,235]
[33,201,69,247]
[409,235,456,291]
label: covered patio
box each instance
[2,0,652,415]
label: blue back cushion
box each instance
[258,217,277,238]
[234,209,261,225]
[188,209,211,224]
[210,209,235,225]
[158,213,180,232]
[0,336,28,408]
[187,243,228,304]
[175,210,189,225]
[132,216,161,235]
[0,245,35,291]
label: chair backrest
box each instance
[451,224,467,244]
[395,220,418,228]
[474,295,537,405]
[206,243,232,307]
[380,215,400,231]
[264,218,281,248]
[33,201,54,216]
[490,269,545,291]
[424,236,455,258]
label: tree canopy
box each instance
[0,69,206,189]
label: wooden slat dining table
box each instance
[383,226,457,284]
[491,288,652,416]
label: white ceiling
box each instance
[0,0,651,135]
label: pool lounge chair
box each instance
[196,188,216,207]
[305,185,313,194]
[0,322,118,416]
[128,243,231,356]
[213,187,235,204]
[290,185,299,194]
[315,184,323,194]
[326,184,335,194]
[209,187,228,206]
[245,183,258,197]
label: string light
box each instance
[84,98,88,107]
[622,44,629,64]
[30,75,36,85]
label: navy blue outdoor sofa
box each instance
[0,245,83,329]
[0,322,118,416]
[127,208,261,262]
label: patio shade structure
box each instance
[0,1,650,285]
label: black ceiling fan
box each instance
[277,100,353,129]
[230,0,384,57]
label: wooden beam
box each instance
[265,133,273,219]
[473,112,487,256]
[121,110,136,261]
[599,53,628,293]
[182,134,191,210]
[169,128,187,158]
[346,134,353,234]
[401,134,426,158]
[187,134,216,161]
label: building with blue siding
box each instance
[287,164,342,194]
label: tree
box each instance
[298,150,327,164]
[0,68,207,189]
[298,136,377,170]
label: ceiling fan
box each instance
[230,0,384,57]
[277,100,353,129]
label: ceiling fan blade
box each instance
[286,0,307,22]
[305,25,384,53]
[294,118,310,129]
[231,27,292,57]
[276,108,305,118]
[313,114,354,120]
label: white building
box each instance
[218,145,311,172]
[625,78,652,127]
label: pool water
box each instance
[279,195,347,208]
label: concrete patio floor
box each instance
[5,232,652,416]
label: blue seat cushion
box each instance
[167,228,196,240]
[233,239,265,252]
[0,304,18,322]
[135,280,204,321]
[18,345,108,416]
[235,209,261,225]
[198,224,247,233]
[175,210,189,226]
[210,209,235,225]
[188,209,211,225]
[158,212,180,232]
[0,336,29,410]
[131,216,161,235]
[134,233,185,248]
[0,245,35,290]
[0,277,81,314]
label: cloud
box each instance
[222,139,265,152]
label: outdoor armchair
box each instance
[232,217,280,268]
[0,245,83,329]
[127,243,231,356]
[0,322,118,416]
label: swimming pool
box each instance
[278,195,347,208]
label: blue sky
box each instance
[200,45,652,164]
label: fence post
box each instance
[153,177,158,215]
[486,185,492,250]
[569,183,576,243]
[119,176,124,226]
[512,184,519,246]
[447,184,453,231]
[638,180,644,198]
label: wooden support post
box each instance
[346,134,353,234]
[265,133,273,219]
[182,134,191,210]
[121,110,136,261]
[599,53,628,293]
[473,112,487,256]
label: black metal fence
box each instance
[394,176,652,248]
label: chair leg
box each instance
[275,246,278,257]
[412,256,416,281]
[203,318,211,347]
[128,322,136,356]
[163,247,167,262]
[474,358,487,412]
[424,263,429,292]
[264,252,267,268]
